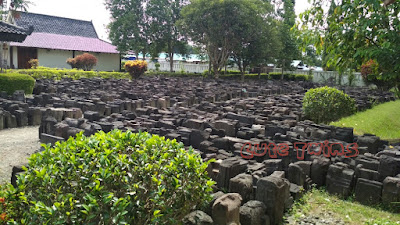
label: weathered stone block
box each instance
[310,157,330,187]
[229,173,253,203]
[239,201,269,225]
[212,193,242,225]
[326,163,355,198]
[183,211,213,225]
[256,176,289,225]
[355,178,382,205]
[217,158,248,190]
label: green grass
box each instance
[287,189,400,225]
[331,100,400,141]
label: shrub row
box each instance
[0,72,35,95]
[1,130,214,224]
[13,67,129,80]
[220,72,313,81]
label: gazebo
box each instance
[0,20,32,70]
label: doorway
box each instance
[17,47,37,69]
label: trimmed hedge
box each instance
[303,86,357,123]
[13,67,129,80]
[4,130,214,224]
[0,72,35,95]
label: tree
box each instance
[230,1,282,80]
[297,0,400,94]
[147,0,188,72]
[105,0,149,58]
[179,0,271,78]
[276,0,300,78]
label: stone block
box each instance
[355,178,382,205]
[239,201,269,225]
[217,158,248,190]
[212,193,242,225]
[229,173,253,203]
[256,176,289,225]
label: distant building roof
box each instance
[0,21,32,42]
[14,11,98,38]
[10,32,118,54]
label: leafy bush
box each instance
[303,86,356,123]
[67,53,98,71]
[155,62,161,71]
[125,60,148,79]
[28,59,39,69]
[360,59,394,91]
[7,130,214,224]
[0,72,35,95]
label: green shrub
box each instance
[303,86,356,123]
[6,130,214,224]
[12,67,128,80]
[0,72,35,95]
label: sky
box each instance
[21,0,311,42]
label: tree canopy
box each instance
[179,0,277,78]
[297,0,400,91]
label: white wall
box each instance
[38,49,72,69]
[76,51,120,71]
[6,48,120,71]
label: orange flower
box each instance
[0,197,4,203]
[0,213,7,221]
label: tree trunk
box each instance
[168,44,174,72]
[213,62,219,79]
[281,60,285,80]
[135,52,139,60]
[208,59,212,77]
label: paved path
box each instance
[0,126,41,184]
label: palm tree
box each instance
[10,0,32,11]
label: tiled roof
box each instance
[14,11,98,38]
[10,32,119,54]
[0,21,32,42]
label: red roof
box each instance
[10,32,119,54]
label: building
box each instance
[7,11,120,71]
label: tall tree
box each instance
[231,11,282,80]
[297,0,400,93]
[276,0,299,77]
[147,0,188,72]
[105,0,149,58]
[179,0,270,78]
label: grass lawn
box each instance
[331,100,400,141]
[287,189,400,225]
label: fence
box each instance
[147,61,366,87]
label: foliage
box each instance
[125,60,148,79]
[303,86,356,123]
[360,59,393,91]
[229,0,281,80]
[6,130,214,224]
[155,62,160,71]
[179,0,274,78]
[66,53,98,71]
[13,67,129,80]
[276,0,300,75]
[0,72,35,95]
[331,100,400,141]
[105,0,149,57]
[0,185,19,225]
[146,0,188,72]
[297,0,400,93]
[28,59,39,69]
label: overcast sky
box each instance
[24,0,311,42]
